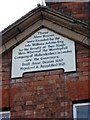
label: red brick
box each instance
[13,106,22,111]
[45,75,59,81]
[79,76,89,81]
[1,41,89,118]
[50,69,64,75]
[76,80,89,99]
[35,71,49,77]
[26,101,33,105]
[2,88,10,107]
[25,110,33,115]
[37,104,44,109]
[46,2,89,23]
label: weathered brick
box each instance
[1,38,89,118]
[35,71,49,77]
[36,86,44,90]
[13,106,22,111]
[26,101,33,106]
[15,78,23,83]
[50,69,64,75]
[79,76,89,81]
[25,110,33,115]
[37,104,44,109]
[45,75,59,81]
[36,76,44,81]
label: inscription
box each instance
[12,28,76,78]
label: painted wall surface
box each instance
[1,40,89,118]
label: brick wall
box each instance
[1,41,90,118]
[46,2,90,24]
[10,70,72,118]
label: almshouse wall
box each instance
[1,41,90,118]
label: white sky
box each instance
[0,0,46,32]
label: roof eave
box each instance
[1,6,90,47]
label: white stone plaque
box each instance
[12,28,76,78]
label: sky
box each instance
[0,0,46,32]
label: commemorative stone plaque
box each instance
[12,28,76,78]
